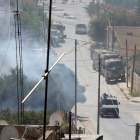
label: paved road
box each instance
[52,1,140,140]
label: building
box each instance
[107,26,140,57]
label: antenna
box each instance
[0,120,8,125]
[49,112,62,126]
[0,126,19,140]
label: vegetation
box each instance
[129,91,139,97]
[85,1,140,42]
[11,0,48,43]
[0,65,86,111]
[0,108,53,125]
[120,88,124,92]
[104,0,137,9]
[61,122,69,134]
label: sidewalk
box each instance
[117,81,140,103]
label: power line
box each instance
[0,23,14,73]
[78,44,96,73]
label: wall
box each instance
[108,26,140,57]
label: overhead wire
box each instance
[78,44,96,73]
[0,23,15,73]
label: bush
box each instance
[129,91,139,97]
[61,122,69,134]
[0,108,53,125]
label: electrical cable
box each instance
[78,44,96,73]
[0,23,14,73]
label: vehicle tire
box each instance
[115,114,119,118]
[101,113,104,118]
[106,77,110,84]
[121,75,126,82]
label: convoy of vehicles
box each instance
[100,93,120,118]
[91,47,125,83]
[75,24,87,34]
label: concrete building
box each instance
[107,26,140,57]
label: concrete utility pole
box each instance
[126,39,128,87]
[131,45,136,92]
[135,123,139,140]
[75,39,78,130]
[97,59,101,134]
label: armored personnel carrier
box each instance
[104,58,125,83]
[100,54,120,76]
[100,93,120,118]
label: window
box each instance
[127,32,133,36]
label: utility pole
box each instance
[126,39,128,87]
[75,39,78,130]
[131,45,136,92]
[15,0,24,125]
[107,26,109,50]
[43,0,52,140]
[97,0,99,18]
[97,59,101,134]
[135,123,139,140]
[112,26,114,52]
[105,12,107,50]
[69,111,72,140]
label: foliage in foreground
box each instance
[0,108,53,125]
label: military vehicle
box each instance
[104,58,125,83]
[92,49,113,71]
[52,23,66,42]
[100,54,120,76]
[100,93,120,118]
[90,43,105,60]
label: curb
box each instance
[77,120,92,135]
[117,83,140,103]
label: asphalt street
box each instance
[52,1,140,140]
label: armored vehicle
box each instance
[52,23,66,42]
[100,54,120,76]
[92,49,113,71]
[100,93,120,118]
[90,43,105,60]
[104,58,125,83]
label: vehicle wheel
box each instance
[101,113,104,118]
[121,75,126,82]
[115,114,119,118]
[106,78,110,84]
